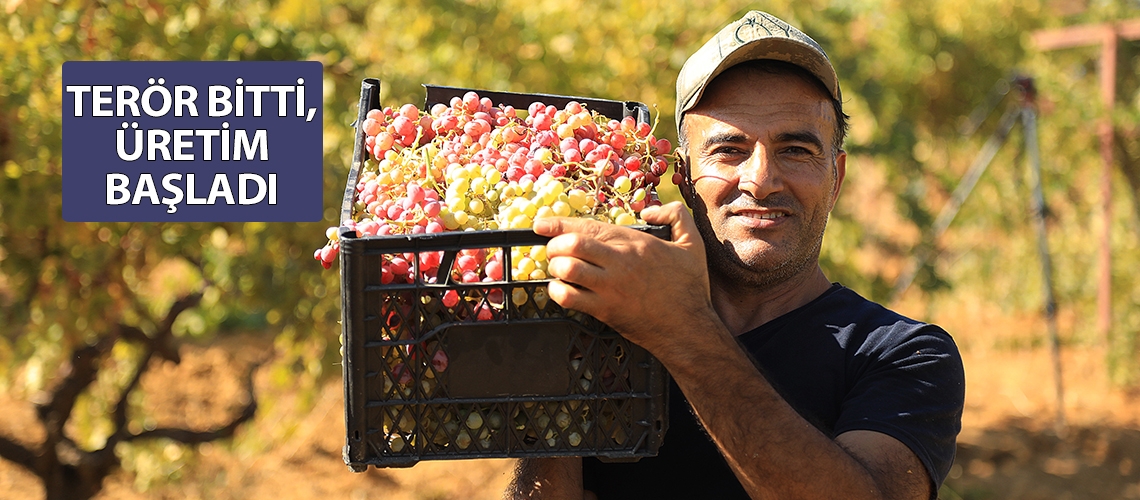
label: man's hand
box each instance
[505,458,588,500]
[534,202,719,359]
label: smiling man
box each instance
[507,11,964,500]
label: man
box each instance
[508,10,964,500]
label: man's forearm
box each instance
[662,322,888,500]
[505,457,584,500]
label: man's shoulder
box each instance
[811,284,931,327]
[813,284,955,352]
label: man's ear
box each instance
[831,149,847,208]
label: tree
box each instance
[0,1,352,497]
[0,294,258,500]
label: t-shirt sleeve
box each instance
[831,323,965,498]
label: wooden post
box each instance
[1031,19,1140,343]
[1096,31,1116,341]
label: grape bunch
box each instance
[314,91,673,276]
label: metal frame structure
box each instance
[892,77,1066,429]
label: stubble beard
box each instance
[692,201,828,294]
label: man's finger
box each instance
[546,255,605,291]
[544,232,616,269]
[546,278,602,319]
[640,202,702,249]
[533,216,607,238]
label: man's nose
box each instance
[736,147,782,200]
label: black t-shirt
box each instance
[582,284,965,499]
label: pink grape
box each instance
[399,103,420,120]
[442,290,460,308]
[435,115,459,133]
[362,118,383,136]
[376,132,395,151]
[475,304,493,321]
[533,113,552,131]
[457,254,479,273]
[534,130,557,148]
[609,133,627,151]
[463,92,480,111]
[390,257,410,276]
[393,116,415,138]
[391,363,413,385]
[420,251,442,268]
[485,259,503,281]
[525,159,544,177]
[407,183,425,203]
[431,350,450,372]
[579,139,597,154]
[636,122,651,138]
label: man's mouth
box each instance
[742,212,785,220]
[729,210,789,227]
[733,210,787,219]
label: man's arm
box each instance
[662,315,931,499]
[533,202,931,499]
[505,457,588,500]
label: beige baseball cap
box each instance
[675,10,841,128]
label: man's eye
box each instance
[783,146,813,156]
[711,146,744,156]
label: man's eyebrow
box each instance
[776,131,825,151]
[700,132,749,150]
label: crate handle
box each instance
[435,249,459,284]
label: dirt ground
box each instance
[1,300,1138,500]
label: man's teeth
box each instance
[743,212,784,219]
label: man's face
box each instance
[681,65,846,290]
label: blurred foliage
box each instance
[1,0,1140,494]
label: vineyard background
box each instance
[2,0,1140,498]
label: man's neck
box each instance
[709,265,834,337]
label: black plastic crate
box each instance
[340,79,670,470]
